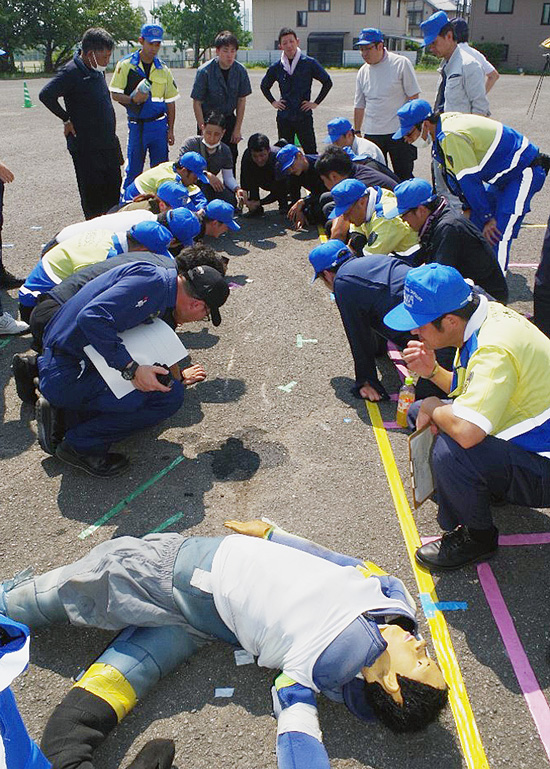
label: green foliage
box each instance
[472,41,508,67]
[0,0,142,73]
[417,51,440,70]
[155,0,250,67]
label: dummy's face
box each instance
[202,123,225,145]
[279,34,299,59]
[140,39,161,62]
[251,148,270,167]
[363,625,446,704]
[342,196,366,226]
[360,42,384,65]
[217,45,237,69]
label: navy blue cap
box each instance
[450,17,469,43]
[384,178,436,219]
[421,11,449,46]
[325,117,353,143]
[276,144,300,174]
[156,181,189,209]
[309,240,353,282]
[140,24,164,42]
[130,220,172,258]
[205,200,240,231]
[384,263,472,331]
[328,179,369,219]
[392,99,432,140]
[176,152,208,184]
[354,28,384,47]
[166,207,201,246]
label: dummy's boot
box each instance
[125,739,175,769]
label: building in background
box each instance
[470,0,550,72]
[407,0,457,39]
[251,0,409,67]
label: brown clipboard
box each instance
[408,424,435,509]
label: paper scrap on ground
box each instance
[278,381,297,393]
[3,243,14,248]
[30,226,42,230]
[245,278,253,283]
[215,687,235,698]
[343,417,352,423]
[228,282,242,289]
[296,334,318,348]
[84,318,188,399]
[234,649,254,666]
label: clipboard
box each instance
[408,424,435,508]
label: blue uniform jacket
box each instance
[191,57,252,117]
[42,262,177,372]
[261,56,332,121]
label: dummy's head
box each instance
[362,624,448,732]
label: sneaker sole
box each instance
[12,355,38,404]
[415,548,497,572]
[55,447,130,478]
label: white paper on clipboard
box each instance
[84,318,188,399]
[408,424,435,508]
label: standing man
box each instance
[353,29,420,181]
[451,18,500,94]
[534,213,550,338]
[39,28,122,220]
[0,157,24,289]
[191,31,252,168]
[110,24,180,193]
[261,27,332,154]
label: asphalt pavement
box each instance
[1,68,550,769]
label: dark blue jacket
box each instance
[261,55,332,121]
[42,262,177,371]
[39,53,118,152]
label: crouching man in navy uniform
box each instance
[0,521,448,769]
[36,260,229,477]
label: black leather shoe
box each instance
[125,739,175,769]
[55,440,129,477]
[0,268,24,289]
[12,352,39,404]
[36,396,65,455]
[415,526,498,571]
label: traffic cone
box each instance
[294,133,302,148]
[22,81,34,108]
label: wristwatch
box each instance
[121,361,139,380]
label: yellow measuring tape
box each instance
[366,401,489,768]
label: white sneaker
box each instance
[0,312,29,335]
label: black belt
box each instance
[532,152,550,172]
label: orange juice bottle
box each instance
[396,376,415,428]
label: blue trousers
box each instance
[534,212,550,338]
[122,116,169,192]
[408,400,550,531]
[470,164,547,273]
[38,348,185,454]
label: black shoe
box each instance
[55,440,129,478]
[278,202,289,215]
[244,205,264,218]
[36,396,65,455]
[415,526,498,571]
[125,739,175,769]
[0,268,25,289]
[12,352,39,404]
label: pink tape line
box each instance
[477,562,550,762]
[387,341,408,382]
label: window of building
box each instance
[383,0,392,15]
[542,2,550,23]
[485,0,514,13]
[396,0,401,16]
[354,0,366,12]
[297,10,308,26]
[309,0,331,10]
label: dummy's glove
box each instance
[125,739,175,769]
[224,519,273,538]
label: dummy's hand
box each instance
[0,162,14,184]
[206,171,224,192]
[301,101,318,111]
[224,519,272,538]
[402,340,436,378]
[181,363,207,385]
[63,120,76,138]
[272,99,286,110]
[167,128,175,146]
[482,218,501,246]
[132,365,173,393]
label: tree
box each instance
[155,0,251,68]
[0,0,37,73]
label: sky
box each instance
[130,0,252,30]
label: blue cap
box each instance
[392,99,432,140]
[130,220,172,257]
[140,24,164,42]
[384,178,436,219]
[165,208,201,246]
[157,181,189,209]
[354,28,384,47]
[205,200,240,231]
[0,49,6,56]
[420,11,449,46]
[384,264,472,331]
[325,118,353,144]
[309,240,353,282]
[175,152,208,184]
[328,179,368,220]
[276,144,300,175]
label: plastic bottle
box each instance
[396,375,415,428]
[131,80,152,99]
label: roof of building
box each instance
[421,0,458,12]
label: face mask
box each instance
[89,52,107,73]
[202,138,221,150]
[411,131,432,150]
